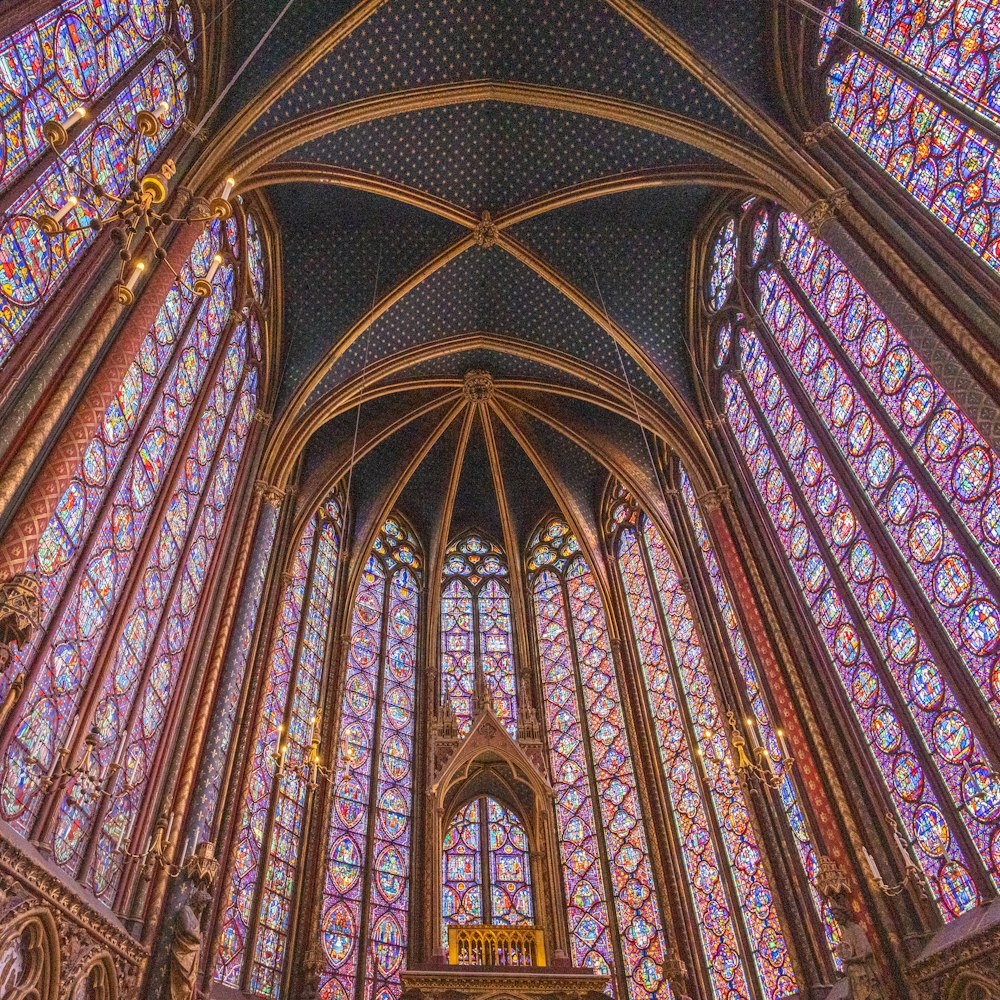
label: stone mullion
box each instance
[557,572,630,999]
[199,487,299,993]
[601,539,711,1000]
[666,483,828,988]
[740,370,994,905]
[243,513,325,991]
[635,525,764,1000]
[283,558,343,1000]
[746,296,1000,779]
[709,402,922,957]
[352,560,393,1000]
[74,344,253,889]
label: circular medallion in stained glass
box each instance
[864,443,895,490]
[887,616,918,665]
[901,376,935,427]
[892,754,924,801]
[801,446,823,485]
[913,803,951,858]
[349,629,379,669]
[834,624,860,665]
[375,846,407,902]
[851,664,879,708]
[817,476,840,515]
[340,722,370,768]
[848,540,875,583]
[381,735,410,780]
[932,710,972,764]
[926,409,964,462]
[959,600,1000,654]
[880,346,911,394]
[933,554,972,607]
[801,334,821,374]
[866,577,897,622]
[871,706,902,753]
[322,903,356,967]
[55,14,98,98]
[383,685,411,729]
[0,215,51,306]
[328,836,361,892]
[335,775,367,827]
[953,446,993,502]
[378,788,409,838]
[940,861,979,915]
[346,674,374,717]
[909,660,944,710]
[390,599,415,639]
[963,765,1000,821]
[790,523,810,559]
[830,505,857,547]
[887,477,917,524]
[818,586,842,628]
[814,359,837,401]
[861,321,888,368]
[847,411,874,457]
[830,383,855,428]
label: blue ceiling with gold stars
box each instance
[218,0,785,540]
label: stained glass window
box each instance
[610,490,797,1000]
[0,1,196,375]
[0,212,262,875]
[678,466,842,965]
[529,518,667,1000]
[817,0,1000,271]
[440,534,518,738]
[442,795,534,945]
[709,196,1000,919]
[319,518,420,1000]
[215,490,345,997]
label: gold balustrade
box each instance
[447,924,546,967]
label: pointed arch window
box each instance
[528,518,668,1000]
[319,518,421,1000]
[214,488,345,997]
[678,466,842,965]
[1,210,265,891]
[440,534,518,738]
[0,0,198,372]
[442,794,534,943]
[815,0,1000,272]
[609,492,797,1000]
[708,195,1000,919]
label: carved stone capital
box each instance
[252,409,273,426]
[0,571,41,648]
[801,121,834,148]
[801,188,850,236]
[253,479,286,508]
[472,211,499,249]
[699,485,732,514]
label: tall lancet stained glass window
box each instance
[528,518,668,1000]
[609,489,797,1000]
[678,467,841,965]
[1,210,265,886]
[708,196,1000,919]
[0,0,199,373]
[319,518,420,1000]
[815,0,1000,272]
[215,490,344,998]
[442,795,534,945]
[440,534,518,737]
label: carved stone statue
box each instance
[828,898,884,1000]
[169,888,212,1000]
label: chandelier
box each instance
[37,102,236,306]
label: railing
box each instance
[447,925,547,967]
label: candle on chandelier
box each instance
[65,106,87,129]
[775,727,790,759]
[124,260,145,293]
[893,828,914,867]
[221,176,236,200]
[861,846,882,883]
[204,253,223,284]
[51,195,79,225]
[156,99,170,119]
[165,810,175,844]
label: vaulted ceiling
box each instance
[202,0,823,566]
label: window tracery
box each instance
[0,210,264,899]
[528,517,668,1000]
[215,489,345,997]
[319,518,420,1000]
[441,795,534,945]
[440,534,517,737]
[815,0,1000,271]
[609,491,797,1000]
[0,0,197,374]
[708,194,1000,920]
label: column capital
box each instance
[699,485,732,514]
[801,188,850,236]
[801,121,834,148]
